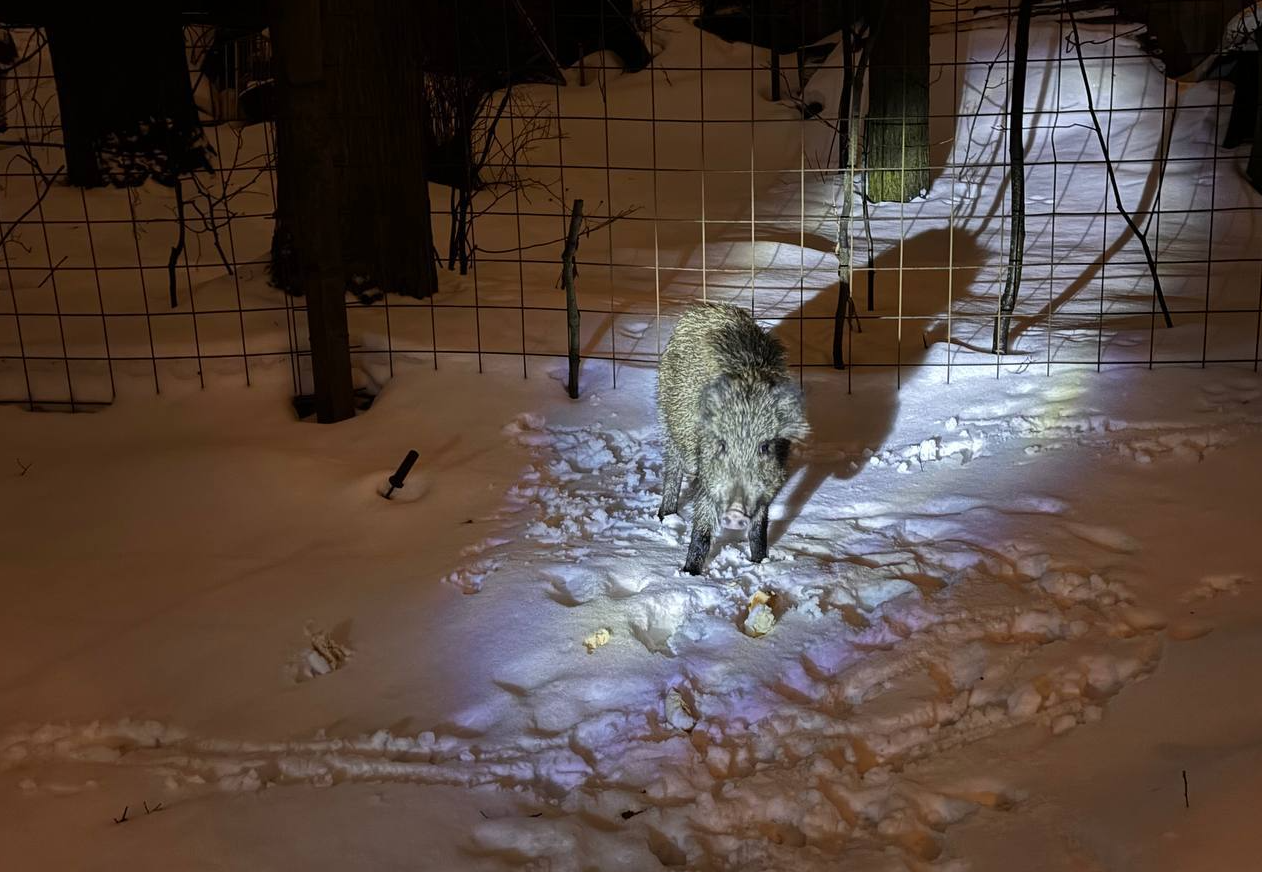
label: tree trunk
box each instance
[271,0,438,301]
[46,14,210,188]
[45,24,99,187]
[1248,26,1262,192]
[864,0,929,203]
[267,0,355,423]
[994,0,1033,354]
[327,0,438,299]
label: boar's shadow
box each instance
[767,226,988,545]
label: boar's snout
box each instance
[721,504,751,531]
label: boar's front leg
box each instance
[748,504,770,564]
[658,444,684,520]
[682,513,714,576]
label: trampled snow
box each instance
[2,356,1260,870]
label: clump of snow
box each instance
[664,689,698,732]
[503,413,551,448]
[288,622,353,683]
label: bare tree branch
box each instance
[474,204,640,254]
[1066,3,1173,329]
[0,165,63,258]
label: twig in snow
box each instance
[15,458,31,476]
[1182,769,1189,808]
[143,801,163,814]
[1065,4,1173,329]
[113,806,129,824]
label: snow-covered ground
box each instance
[2,357,1260,870]
[4,6,1262,871]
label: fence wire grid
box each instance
[2,1,1262,412]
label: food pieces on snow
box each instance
[583,627,612,653]
[743,590,777,637]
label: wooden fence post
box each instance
[561,199,584,399]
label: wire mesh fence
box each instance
[2,1,1261,412]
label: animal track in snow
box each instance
[543,562,654,607]
[8,416,1190,872]
[1062,522,1141,554]
[845,399,1245,475]
[935,392,1259,467]
[1113,429,1230,464]
[17,777,99,796]
[1182,573,1252,603]
[442,557,503,594]
[861,425,986,473]
[287,622,353,683]
[1199,377,1262,411]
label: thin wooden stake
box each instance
[562,199,584,399]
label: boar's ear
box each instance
[771,380,810,444]
[699,375,731,416]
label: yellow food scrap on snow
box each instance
[583,627,612,653]
[744,590,776,637]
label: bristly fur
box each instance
[656,303,810,575]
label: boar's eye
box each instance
[759,440,772,456]
[716,439,727,455]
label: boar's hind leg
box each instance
[682,518,713,576]
[658,445,684,520]
[749,505,770,563]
